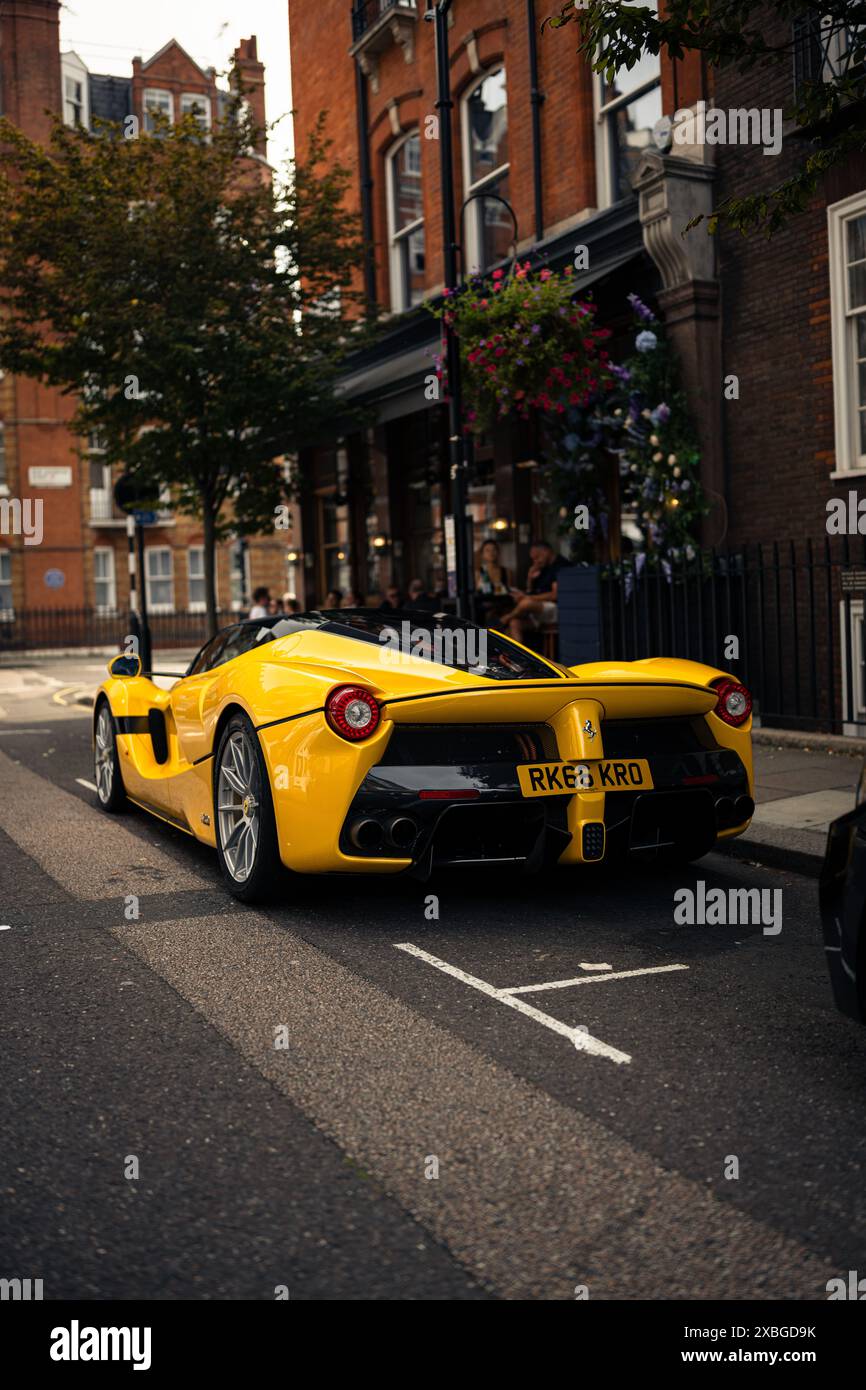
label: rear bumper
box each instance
[341,746,752,874]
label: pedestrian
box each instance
[249,586,270,620]
[324,589,342,609]
[405,578,437,613]
[378,584,402,613]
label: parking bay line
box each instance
[75,778,97,792]
[394,942,634,1066]
[503,964,689,995]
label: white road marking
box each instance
[75,778,97,793]
[579,961,612,971]
[394,942,632,1065]
[0,925,11,931]
[0,729,44,735]
[503,964,689,995]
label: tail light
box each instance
[712,677,752,727]
[325,685,381,741]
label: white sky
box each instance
[58,0,294,168]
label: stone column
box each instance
[632,150,727,546]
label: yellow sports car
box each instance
[92,608,755,902]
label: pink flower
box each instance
[540,269,552,281]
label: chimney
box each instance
[232,34,266,156]
[0,0,62,142]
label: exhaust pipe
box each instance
[733,795,755,823]
[349,818,384,851]
[714,796,735,826]
[387,816,419,850]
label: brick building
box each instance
[288,0,712,605]
[0,0,299,624]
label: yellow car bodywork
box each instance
[94,621,753,876]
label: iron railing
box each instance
[351,0,416,43]
[600,539,866,736]
[0,607,233,654]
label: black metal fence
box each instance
[600,539,866,736]
[0,608,224,655]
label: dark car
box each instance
[820,762,866,1021]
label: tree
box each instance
[0,91,367,634]
[544,1,866,237]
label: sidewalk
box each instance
[725,734,861,877]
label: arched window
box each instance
[462,67,510,272]
[387,130,425,312]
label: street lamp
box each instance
[426,3,520,618]
[426,0,473,618]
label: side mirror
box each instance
[108,653,142,679]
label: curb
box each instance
[752,726,866,758]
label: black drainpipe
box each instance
[354,56,377,307]
[526,0,544,242]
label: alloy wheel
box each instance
[217,728,261,882]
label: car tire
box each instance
[214,712,283,903]
[93,700,128,813]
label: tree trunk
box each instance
[203,503,218,639]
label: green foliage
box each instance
[542,1,866,237]
[0,88,366,628]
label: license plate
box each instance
[517,759,654,798]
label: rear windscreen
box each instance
[263,609,564,682]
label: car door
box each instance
[170,629,235,768]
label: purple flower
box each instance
[627,292,654,323]
[653,402,671,424]
[611,363,631,383]
[531,324,541,333]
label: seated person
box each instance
[500,539,570,644]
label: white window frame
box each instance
[180,92,212,130]
[0,549,12,615]
[93,546,117,613]
[461,68,510,274]
[593,5,661,210]
[143,88,174,132]
[64,74,85,127]
[229,540,252,613]
[0,421,6,493]
[840,597,866,734]
[187,544,212,612]
[144,545,174,613]
[387,130,425,313]
[829,189,866,477]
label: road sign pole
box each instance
[135,519,151,674]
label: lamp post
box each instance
[427,0,474,618]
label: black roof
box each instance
[88,74,132,127]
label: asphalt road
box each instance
[1,678,865,1301]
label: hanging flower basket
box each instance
[428,262,616,432]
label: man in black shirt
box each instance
[500,539,571,643]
